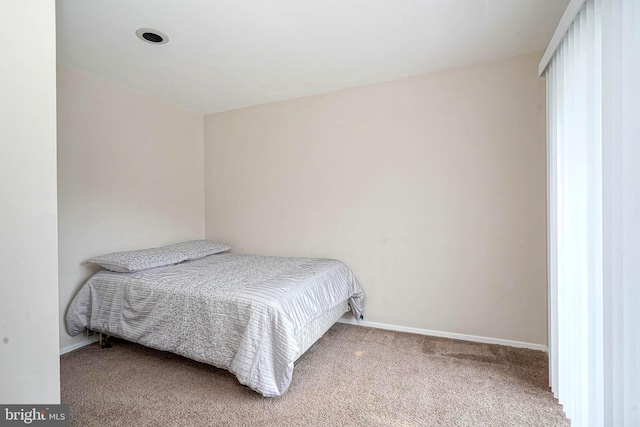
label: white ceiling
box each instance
[57,0,567,114]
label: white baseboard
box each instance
[337,318,548,353]
[60,336,99,355]
[60,322,547,355]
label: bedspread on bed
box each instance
[66,254,364,397]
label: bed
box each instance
[66,245,365,397]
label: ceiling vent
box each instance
[135,28,169,45]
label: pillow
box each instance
[166,239,231,261]
[86,246,187,273]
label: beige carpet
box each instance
[60,323,569,426]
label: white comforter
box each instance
[67,253,364,397]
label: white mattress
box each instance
[67,253,364,397]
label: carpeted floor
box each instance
[60,323,569,426]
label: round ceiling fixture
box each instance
[135,28,169,45]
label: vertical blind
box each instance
[544,0,639,426]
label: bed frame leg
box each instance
[99,333,112,349]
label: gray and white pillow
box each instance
[166,239,231,261]
[86,239,231,272]
[86,246,187,273]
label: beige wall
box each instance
[57,65,205,350]
[0,1,60,403]
[204,52,547,346]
